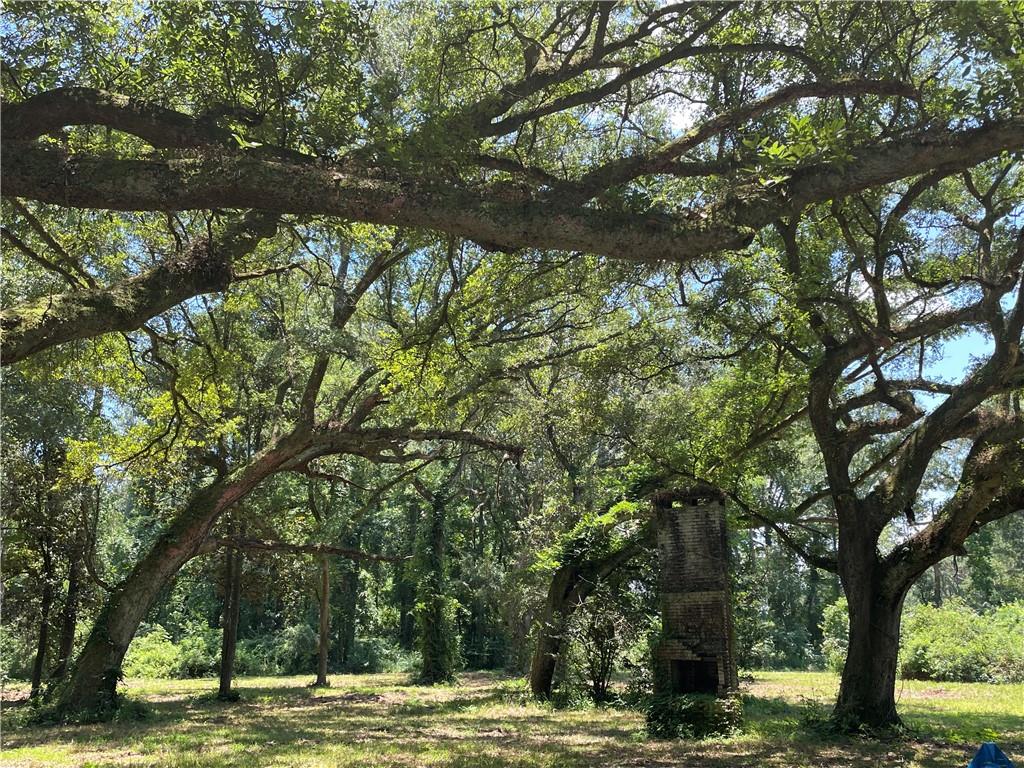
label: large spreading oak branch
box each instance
[4,117,1022,265]
[0,141,751,262]
[0,212,278,365]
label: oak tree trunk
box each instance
[833,593,905,729]
[832,522,906,730]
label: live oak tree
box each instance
[42,222,638,715]
[711,164,1024,728]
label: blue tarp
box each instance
[968,743,1015,768]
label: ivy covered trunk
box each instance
[414,498,459,684]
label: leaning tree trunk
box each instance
[528,566,579,699]
[314,556,330,687]
[218,537,243,700]
[832,525,907,730]
[53,436,305,718]
[527,530,649,699]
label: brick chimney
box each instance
[652,485,738,696]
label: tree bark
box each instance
[833,591,906,729]
[217,538,243,700]
[314,556,330,687]
[1,212,276,366]
[831,521,907,729]
[4,116,1022,265]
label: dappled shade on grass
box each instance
[2,671,1021,767]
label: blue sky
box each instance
[928,330,993,383]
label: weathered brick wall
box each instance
[652,487,738,696]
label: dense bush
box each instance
[345,636,416,674]
[121,623,418,679]
[272,624,319,674]
[123,626,181,678]
[644,693,743,739]
[176,623,221,677]
[234,639,279,676]
[819,597,1024,683]
[901,600,1024,683]
[0,625,35,683]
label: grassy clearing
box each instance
[1,671,1020,767]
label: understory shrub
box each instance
[274,624,318,674]
[176,623,220,677]
[644,693,743,739]
[901,600,1024,683]
[123,626,180,678]
[0,625,35,682]
[820,597,1024,682]
[345,636,416,673]
[234,639,279,676]
[121,623,417,679]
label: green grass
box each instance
[1,671,1021,767]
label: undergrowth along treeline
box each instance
[822,599,1024,684]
